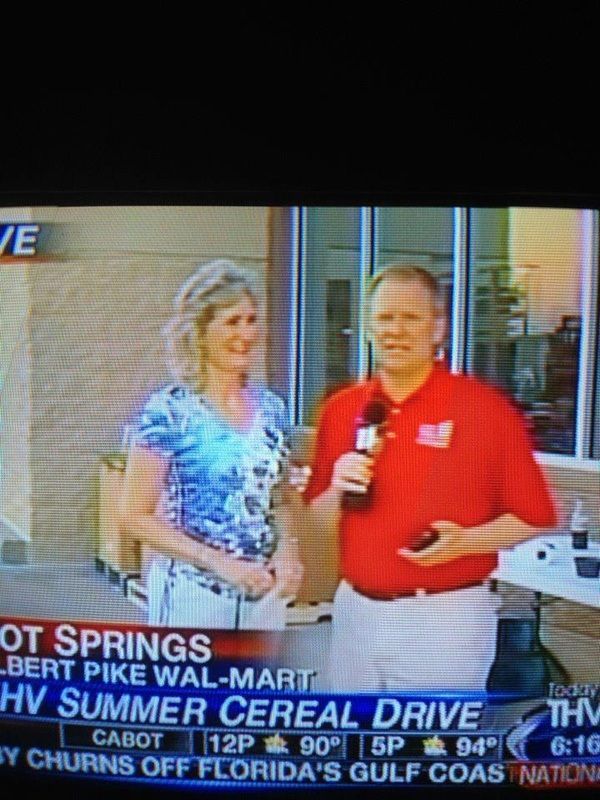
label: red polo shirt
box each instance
[304,365,557,597]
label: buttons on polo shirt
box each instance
[391,408,401,414]
[386,431,397,439]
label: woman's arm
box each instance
[267,474,307,599]
[269,512,303,599]
[119,445,275,596]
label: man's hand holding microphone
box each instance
[331,452,374,495]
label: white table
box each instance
[494,534,600,608]
[491,534,599,687]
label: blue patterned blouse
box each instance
[133,384,290,596]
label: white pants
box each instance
[327,580,501,692]
[147,558,288,630]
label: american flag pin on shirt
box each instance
[416,420,454,448]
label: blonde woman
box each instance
[120,260,304,629]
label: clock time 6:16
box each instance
[550,734,600,757]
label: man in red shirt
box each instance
[304,266,557,691]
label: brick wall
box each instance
[0,263,31,539]
[22,207,270,564]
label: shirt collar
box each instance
[369,362,450,409]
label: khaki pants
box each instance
[147,557,288,630]
[327,580,500,692]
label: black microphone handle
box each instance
[342,439,375,511]
[342,482,373,511]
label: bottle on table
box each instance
[570,498,588,550]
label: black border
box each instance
[1,90,599,799]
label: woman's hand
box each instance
[288,464,312,494]
[212,552,276,597]
[269,539,304,599]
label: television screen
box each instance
[1,204,599,793]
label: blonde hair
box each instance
[163,260,258,389]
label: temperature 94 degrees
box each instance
[456,736,498,757]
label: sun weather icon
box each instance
[263,732,289,754]
[422,735,447,756]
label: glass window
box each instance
[300,208,456,422]
[301,208,361,423]
[467,208,586,455]
[374,208,455,362]
[593,297,600,459]
[295,206,597,459]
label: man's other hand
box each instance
[399,520,475,566]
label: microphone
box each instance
[342,400,387,510]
